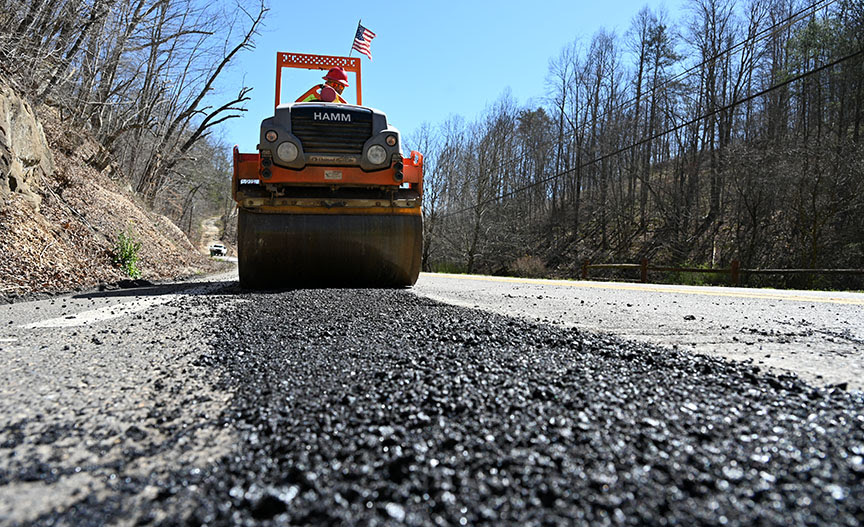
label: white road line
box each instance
[0,338,18,343]
[21,283,225,329]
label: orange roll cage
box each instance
[275,52,363,108]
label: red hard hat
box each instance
[323,67,350,87]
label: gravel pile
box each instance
[185,289,863,526]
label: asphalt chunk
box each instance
[185,288,864,526]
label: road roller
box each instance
[232,52,423,288]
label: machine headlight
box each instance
[385,135,397,146]
[265,130,278,142]
[276,141,298,162]
[366,145,387,165]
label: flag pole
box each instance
[349,19,361,57]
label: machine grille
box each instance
[291,107,373,155]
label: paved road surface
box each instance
[0,270,861,525]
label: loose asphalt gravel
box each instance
[2,285,863,526]
[412,273,864,390]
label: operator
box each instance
[302,67,349,103]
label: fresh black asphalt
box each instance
[10,287,864,525]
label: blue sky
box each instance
[215,0,681,152]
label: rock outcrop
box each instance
[0,82,54,210]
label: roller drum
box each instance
[238,209,422,288]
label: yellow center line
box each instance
[421,273,864,306]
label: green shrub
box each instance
[112,232,142,278]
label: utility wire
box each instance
[451,0,839,186]
[439,46,864,220]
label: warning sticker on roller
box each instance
[324,170,343,180]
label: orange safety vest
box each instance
[301,84,347,104]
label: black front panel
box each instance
[291,106,373,155]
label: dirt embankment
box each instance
[0,81,220,302]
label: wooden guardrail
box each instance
[580,259,864,286]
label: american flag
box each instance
[352,23,376,60]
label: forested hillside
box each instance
[0,0,265,296]
[0,0,263,238]
[414,0,863,288]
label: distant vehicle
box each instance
[209,243,227,256]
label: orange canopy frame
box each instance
[274,52,363,108]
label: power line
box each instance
[439,46,864,220]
